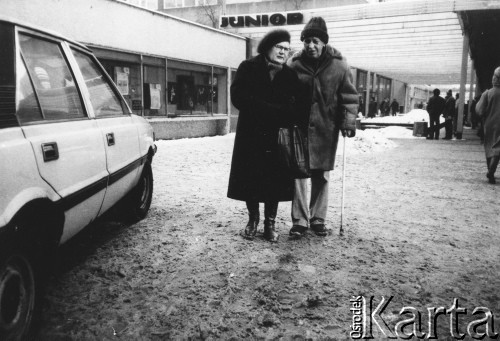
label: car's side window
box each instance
[18,34,85,122]
[16,56,43,123]
[71,49,126,117]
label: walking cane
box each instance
[340,135,347,236]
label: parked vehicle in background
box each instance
[0,16,156,340]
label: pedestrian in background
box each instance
[287,17,358,237]
[380,97,390,116]
[390,98,399,116]
[359,95,365,117]
[228,29,305,242]
[426,88,445,140]
[368,96,377,118]
[454,93,460,136]
[476,66,500,184]
[442,89,456,139]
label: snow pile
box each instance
[155,126,417,159]
[362,109,430,124]
[344,126,415,154]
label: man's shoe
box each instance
[310,224,327,236]
[289,225,307,236]
[487,173,496,184]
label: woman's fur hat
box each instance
[257,29,291,54]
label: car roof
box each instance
[0,15,91,52]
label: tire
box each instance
[0,252,37,341]
[124,161,153,222]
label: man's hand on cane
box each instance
[341,129,355,138]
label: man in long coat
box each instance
[477,66,500,184]
[443,89,456,139]
[287,17,358,236]
[426,88,445,140]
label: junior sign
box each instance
[220,12,303,28]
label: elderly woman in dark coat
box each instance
[227,29,306,242]
[476,66,500,184]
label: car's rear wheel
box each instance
[0,252,36,341]
[124,161,153,222]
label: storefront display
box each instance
[93,48,227,117]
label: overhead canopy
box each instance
[222,0,500,87]
[461,8,500,91]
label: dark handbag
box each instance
[277,125,310,179]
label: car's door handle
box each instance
[106,133,115,146]
[41,142,59,162]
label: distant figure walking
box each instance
[426,88,445,140]
[390,98,399,116]
[368,97,377,118]
[476,67,500,184]
[380,97,390,116]
[442,89,456,139]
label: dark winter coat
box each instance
[227,54,307,202]
[287,45,358,170]
[443,95,456,121]
[390,100,399,113]
[477,86,500,158]
[427,95,446,118]
[368,100,378,118]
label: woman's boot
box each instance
[263,201,279,243]
[244,201,259,238]
[488,155,500,184]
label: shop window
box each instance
[143,64,166,116]
[100,60,142,115]
[212,66,227,115]
[167,60,224,117]
[378,76,391,102]
[356,70,367,93]
[230,69,238,132]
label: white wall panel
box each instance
[2,0,246,68]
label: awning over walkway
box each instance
[223,0,500,87]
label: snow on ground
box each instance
[155,124,418,157]
[361,108,444,124]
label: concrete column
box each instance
[456,32,469,139]
[140,54,144,116]
[211,66,214,116]
[365,71,370,117]
[226,66,231,134]
[467,61,475,126]
[165,57,168,116]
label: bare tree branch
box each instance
[291,0,305,10]
[198,0,223,28]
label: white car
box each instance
[0,17,156,340]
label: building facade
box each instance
[4,0,247,139]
